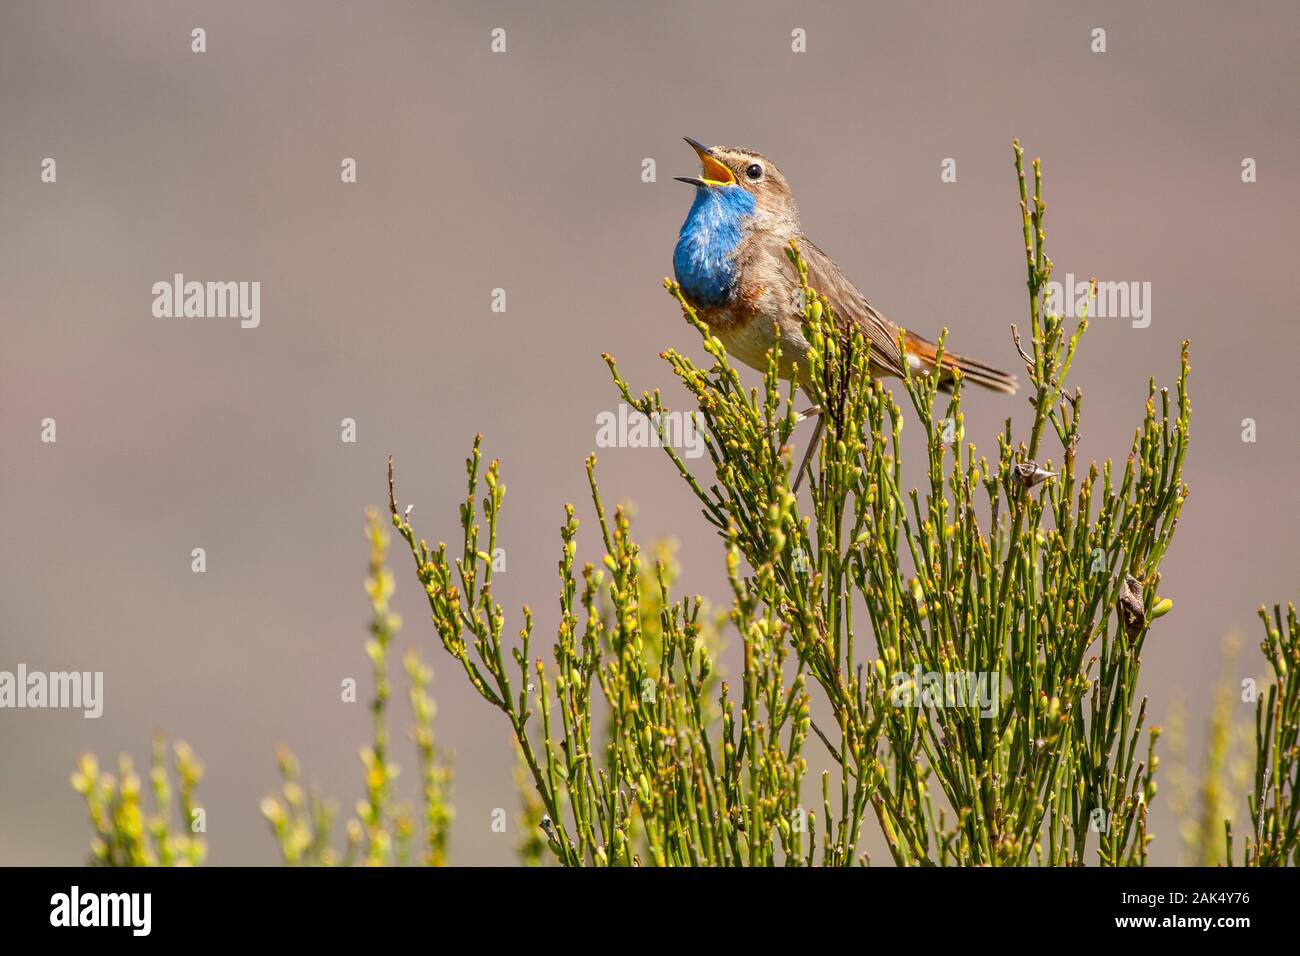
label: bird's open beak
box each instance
[674,137,736,188]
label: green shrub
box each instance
[259,508,453,866]
[71,736,206,866]
[70,143,1296,867]
[1240,603,1300,865]
[386,143,1188,865]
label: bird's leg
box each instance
[795,404,822,423]
[792,413,826,493]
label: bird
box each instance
[672,138,1018,489]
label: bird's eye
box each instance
[745,163,763,181]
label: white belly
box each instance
[715,312,809,382]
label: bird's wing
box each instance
[786,236,907,378]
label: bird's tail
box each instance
[903,330,1019,395]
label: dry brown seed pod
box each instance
[1118,574,1146,635]
[1013,461,1056,488]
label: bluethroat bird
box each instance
[673,138,1018,489]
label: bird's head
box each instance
[675,139,800,233]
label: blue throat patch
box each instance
[673,185,757,308]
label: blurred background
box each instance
[1,0,1296,865]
